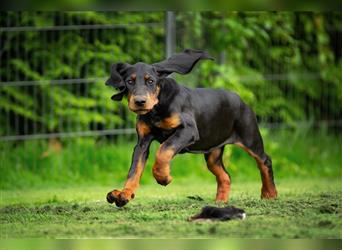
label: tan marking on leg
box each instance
[136,121,150,137]
[156,113,181,130]
[234,142,277,199]
[152,145,174,185]
[122,156,145,200]
[258,162,278,199]
[206,149,231,203]
[111,190,121,197]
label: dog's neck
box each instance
[149,78,181,117]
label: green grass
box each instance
[0,128,341,189]
[1,179,341,238]
[0,129,341,238]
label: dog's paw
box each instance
[261,187,278,199]
[155,174,173,186]
[215,193,229,204]
[215,199,228,205]
[106,189,134,207]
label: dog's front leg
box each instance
[153,114,199,186]
[107,121,153,207]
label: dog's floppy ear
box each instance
[105,63,130,101]
[152,49,214,77]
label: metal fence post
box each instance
[165,11,176,59]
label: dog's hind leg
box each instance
[204,147,231,203]
[234,105,277,199]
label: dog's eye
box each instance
[126,80,134,85]
[146,79,154,85]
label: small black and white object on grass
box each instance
[189,206,246,221]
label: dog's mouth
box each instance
[131,108,151,115]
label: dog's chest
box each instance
[150,113,181,130]
[147,113,181,142]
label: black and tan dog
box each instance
[105,49,277,207]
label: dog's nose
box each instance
[134,97,146,107]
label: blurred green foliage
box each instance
[0,12,341,135]
[0,12,165,134]
[175,12,342,124]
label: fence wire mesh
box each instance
[0,12,341,142]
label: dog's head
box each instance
[105,49,213,115]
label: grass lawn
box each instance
[1,178,341,238]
